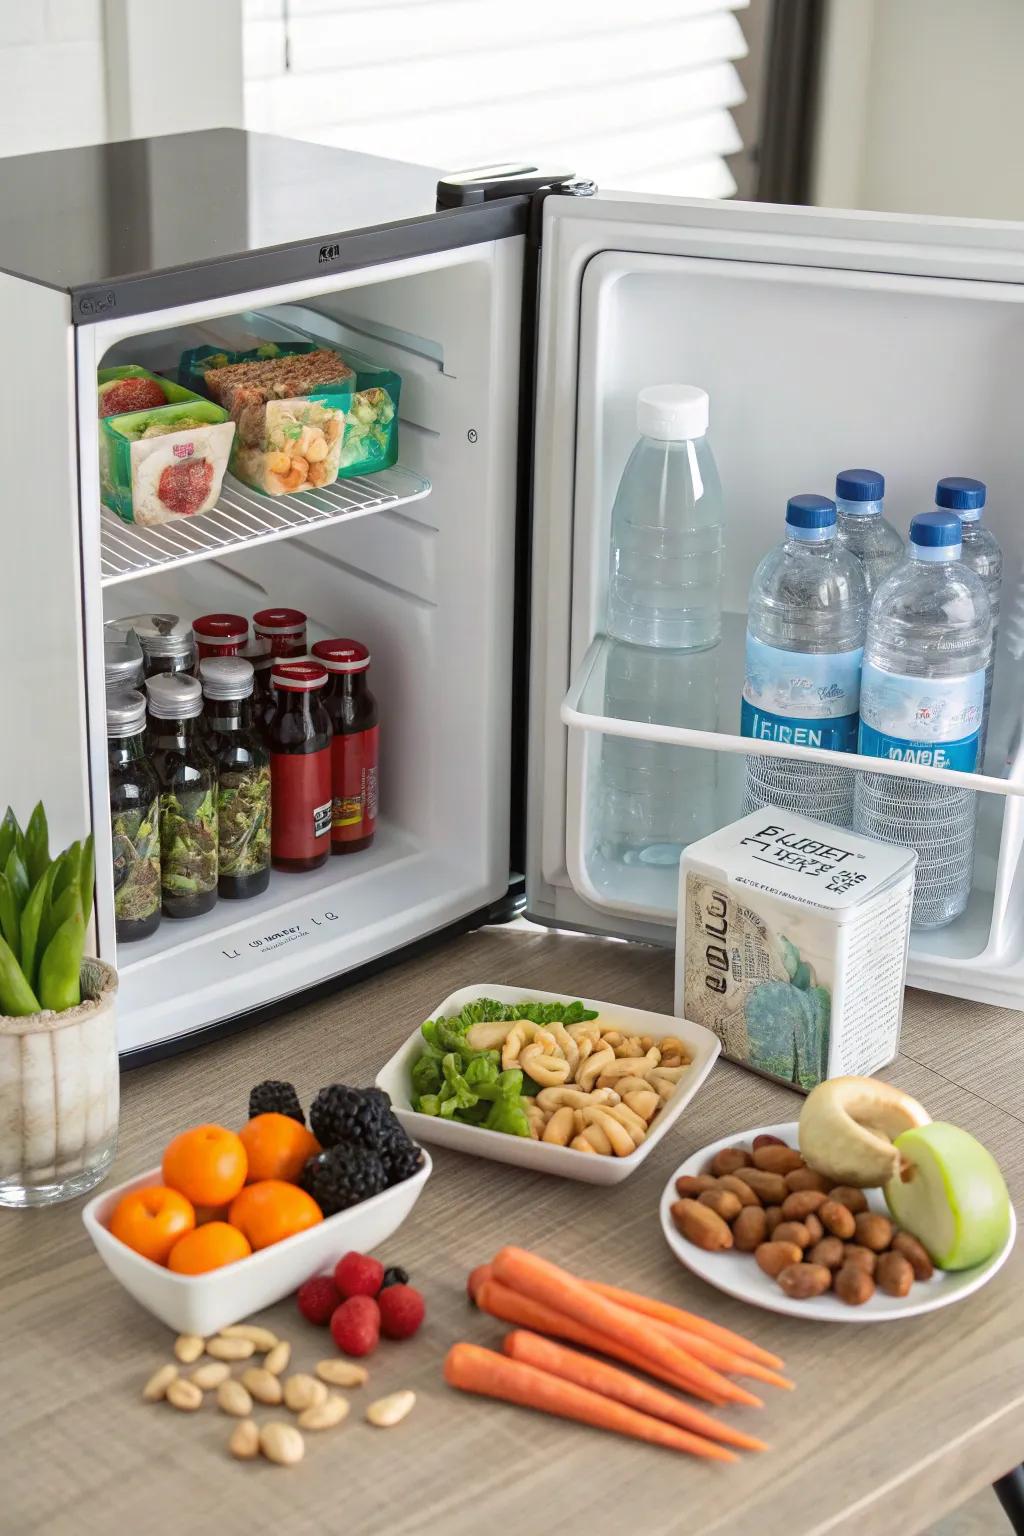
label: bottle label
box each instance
[741,635,862,753]
[858,662,985,771]
[331,725,379,843]
[271,749,332,860]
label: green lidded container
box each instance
[99,392,235,527]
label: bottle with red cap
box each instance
[311,638,379,855]
[253,607,308,659]
[192,613,250,661]
[267,660,333,872]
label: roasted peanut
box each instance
[828,1186,869,1215]
[191,1361,230,1391]
[219,1324,278,1351]
[732,1167,789,1204]
[755,1240,804,1278]
[298,1394,350,1431]
[891,1230,934,1281]
[675,1173,718,1199]
[854,1211,894,1252]
[316,1359,369,1388]
[764,1204,784,1235]
[710,1146,752,1178]
[842,1243,878,1275]
[773,1220,811,1250]
[698,1188,743,1223]
[716,1174,762,1208]
[229,1419,260,1460]
[803,1212,824,1245]
[785,1167,831,1194]
[143,1364,178,1403]
[732,1206,769,1252]
[166,1378,204,1412]
[752,1134,786,1150]
[242,1366,283,1405]
[283,1374,328,1413]
[808,1236,845,1269]
[260,1421,305,1466]
[834,1264,876,1306]
[876,1251,914,1297]
[173,1334,205,1365]
[776,1262,832,1300]
[217,1379,254,1417]
[751,1144,804,1175]
[819,1199,857,1240]
[781,1189,828,1222]
[671,1198,733,1251]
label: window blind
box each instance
[243,0,748,198]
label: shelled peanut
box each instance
[670,1134,935,1306]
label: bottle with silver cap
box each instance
[119,613,196,677]
[145,673,218,919]
[200,657,271,899]
[106,688,161,942]
[104,632,145,692]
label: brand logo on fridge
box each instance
[318,243,341,264]
[79,290,116,315]
[221,909,339,960]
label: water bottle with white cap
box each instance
[854,510,992,928]
[741,494,868,826]
[935,477,1002,762]
[834,467,904,595]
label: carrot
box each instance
[646,1316,794,1391]
[588,1280,784,1371]
[467,1264,492,1304]
[492,1247,762,1409]
[504,1331,768,1453]
[444,1342,737,1461]
[477,1279,728,1406]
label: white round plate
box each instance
[660,1120,1016,1323]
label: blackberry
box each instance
[380,1266,409,1290]
[377,1122,423,1187]
[300,1146,387,1217]
[248,1079,305,1125]
[309,1084,389,1150]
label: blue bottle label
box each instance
[857,661,985,771]
[741,635,862,753]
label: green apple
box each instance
[885,1122,1011,1270]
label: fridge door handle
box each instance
[436,164,596,209]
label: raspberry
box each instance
[158,456,214,516]
[296,1274,341,1326]
[333,1250,384,1299]
[377,1283,425,1341]
[330,1295,380,1357]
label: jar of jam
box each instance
[242,637,276,736]
[106,689,161,943]
[127,614,195,676]
[193,613,249,661]
[145,673,219,919]
[311,639,379,855]
[268,661,332,873]
[253,607,308,659]
[200,657,271,900]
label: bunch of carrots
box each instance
[444,1246,790,1462]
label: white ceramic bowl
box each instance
[82,1151,431,1335]
[374,983,720,1185]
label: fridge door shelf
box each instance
[99,463,431,586]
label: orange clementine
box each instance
[162,1124,248,1207]
[239,1113,321,1184]
[167,1221,252,1275]
[109,1185,195,1265]
[229,1179,323,1250]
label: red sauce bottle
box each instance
[193,613,250,661]
[311,639,379,855]
[253,607,308,659]
[268,660,332,872]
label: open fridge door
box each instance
[526,190,1024,1006]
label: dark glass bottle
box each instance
[311,639,379,855]
[253,606,308,659]
[268,661,332,873]
[104,634,144,691]
[200,656,271,900]
[242,637,276,742]
[106,688,161,943]
[145,673,218,919]
[193,612,249,662]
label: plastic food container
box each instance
[97,364,199,418]
[374,984,721,1186]
[99,396,235,527]
[82,1150,431,1334]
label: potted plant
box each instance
[0,803,118,1207]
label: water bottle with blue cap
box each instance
[741,493,868,826]
[935,477,1002,762]
[855,510,992,928]
[834,467,904,595]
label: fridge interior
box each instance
[81,243,524,1053]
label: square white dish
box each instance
[82,1151,431,1335]
[374,983,720,1185]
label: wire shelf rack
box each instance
[99,465,431,587]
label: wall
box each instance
[0,0,107,157]
[812,0,1024,219]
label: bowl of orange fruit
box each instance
[82,1081,431,1335]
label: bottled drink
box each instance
[110,614,195,677]
[106,689,161,943]
[242,637,276,738]
[104,634,144,692]
[253,607,308,659]
[742,494,868,826]
[192,613,249,661]
[145,674,219,919]
[200,657,271,900]
[935,477,1002,763]
[855,511,991,929]
[268,660,332,872]
[311,639,380,855]
[834,468,904,595]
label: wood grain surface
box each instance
[1,926,1021,1536]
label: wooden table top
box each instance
[2,925,1021,1536]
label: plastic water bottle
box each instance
[606,384,723,649]
[594,385,723,872]
[936,477,1002,763]
[834,468,904,595]
[742,495,868,827]
[854,511,992,929]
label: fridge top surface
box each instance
[0,128,526,322]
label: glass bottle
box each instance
[128,614,196,677]
[192,612,249,661]
[106,688,161,943]
[253,607,308,659]
[104,633,144,691]
[267,661,333,873]
[200,657,271,900]
[312,639,379,855]
[242,637,276,740]
[145,673,219,918]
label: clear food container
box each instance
[99,398,235,527]
[98,364,203,418]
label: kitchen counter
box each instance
[2,925,1022,1536]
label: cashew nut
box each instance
[623,1089,660,1122]
[547,1020,579,1076]
[535,1086,619,1112]
[523,1100,547,1139]
[578,1106,637,1157]
[595,1048,662,1084]
[465,1020,512,1052]
[541,1106,576,1146]
[572,1118,612,1154]
[576,1043,616,1091]
[520,1032,571,1087]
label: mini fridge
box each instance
[2,127,1023,1060]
